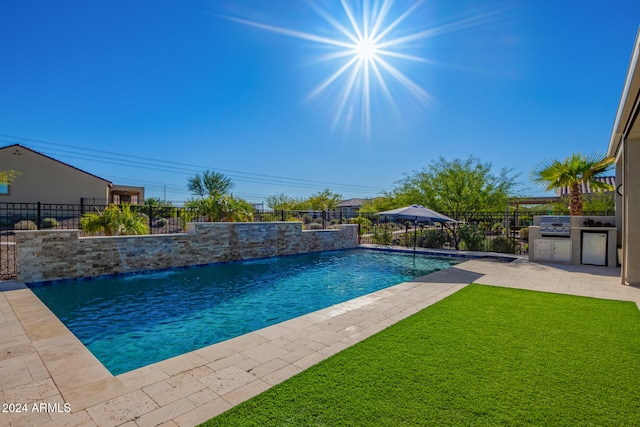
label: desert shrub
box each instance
[519,227,529,241]
[458,224,486,251]
[14,220,38,230]
[350,216,371,235]
[419,228,450,248]
[41,217,59,229]
[80,204,149,236]
[492,236,517,254]
[308,223,323,230]
[329,219,339,226]
[372,223,393,245]
[302,214,313,224]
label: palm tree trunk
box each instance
[569,182,583,215]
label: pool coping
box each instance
[1,257,636,426]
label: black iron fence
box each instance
[355,211,528,255]
[0,202,614,279]
[355,210,613,256]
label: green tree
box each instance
[531,153,614,216]
[265,193,302,210]
[297,188,343,211]
[80,204,149,236]
[357,196,400,214]
[186,170,233,199]
[393,156,519,221]
[185,171,253,222]
[391,156,519,250]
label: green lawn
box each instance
[201,284,640,426]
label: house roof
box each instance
[0,144,114,187]
[337,198,369,208]
[555,176,615,197]
[608,27,640,158]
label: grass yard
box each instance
[201,284,640,426]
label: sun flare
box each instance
[225,1,496,138]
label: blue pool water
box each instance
[30,249,460,375]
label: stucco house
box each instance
[0,144,144,205]
[608,28,640,286]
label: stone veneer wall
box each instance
[15,222,359,284]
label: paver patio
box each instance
[1,256,638,427]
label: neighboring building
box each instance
[110,185,145,205]
[337,198,369,218]
[0,144,144,205]
[608,28,640,286]
[555,176,615,197]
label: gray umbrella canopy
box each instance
[375,204,457,223]
[374,204,456,257]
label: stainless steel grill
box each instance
[539,215,571,237]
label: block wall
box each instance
[15,222,359,283]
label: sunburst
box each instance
[224,0,496,138]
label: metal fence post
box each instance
[148,205,154,233]
[37,202,41,230]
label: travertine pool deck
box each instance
[1,257,638,427]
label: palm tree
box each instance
[219,195,254,222]
[531,153,614,215]
[80,204,149,235]
[186,170,233,199]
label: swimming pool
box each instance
[30,249,460,375]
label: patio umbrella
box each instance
[375,204,457,257]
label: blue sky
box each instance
[1,1,639,205]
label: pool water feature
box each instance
[30,249,460,375]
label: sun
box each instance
[224,1,496,139]
[355,37,378,62]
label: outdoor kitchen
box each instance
[528,215,618,267]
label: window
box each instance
[0,183,9,195]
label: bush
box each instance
[329,219,339,226]
[458,224,486,251]
[14,220,38,230]
[519,227,529,241]
[302,214,313,224]
[155,217,169,227]
[420,228,450,248]
[350,216,371,235]
[40,217,59,229]
[372,224,393,245]
[80,204,149,236]
[492,236,517,254]
[307,223,323,230]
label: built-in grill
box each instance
[539,215,571,237]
